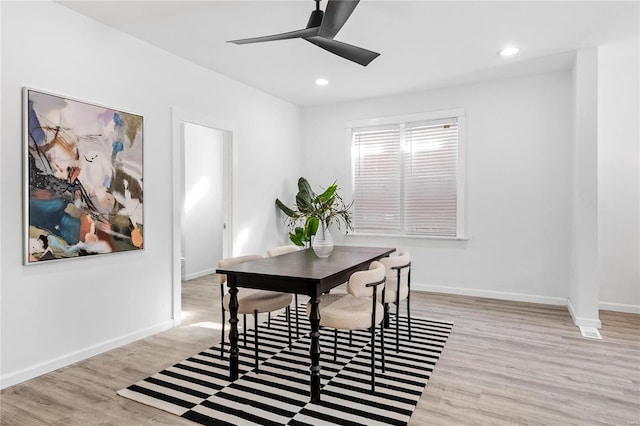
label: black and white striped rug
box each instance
[118,307,453,425]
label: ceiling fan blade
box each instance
[305,36,379,66]
[228,27,319,45]
[319,0,360,38]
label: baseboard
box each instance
[567,299,602,328]
[0,320,174,390]
[599,301,640,314]
[183,267,218,281]
[414,283,640,317]
[414,283,567,306]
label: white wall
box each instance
[598,37,640,313]
[183,124,224,280]
[302,72,573,305]
[0,1,301,388]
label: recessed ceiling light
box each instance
[499,47,519,56]
[315,78,329,86]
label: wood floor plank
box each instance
[1,275,638,425]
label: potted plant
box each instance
[276,177,353,257]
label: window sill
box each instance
[346,232,468,241]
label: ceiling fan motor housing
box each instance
[307,10,324,29]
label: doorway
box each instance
[182,123,224,280]
[171,108,234,326]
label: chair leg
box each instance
[221,309,226,358]
[349,330,353,346]
[220,285,226,359]
[244,314,247,347]
[380,320,386,373]
[254,310,259,372]
[407,267,412,340]
[383,303,390,328]
[268,312,271,328]
[370,324,376,393]
[396,301,400,353]
[287,306,292,350]
[334,329,338,362]
[407,295,412,341]
[294,294,300,339]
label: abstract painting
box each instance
[24,88,144,264]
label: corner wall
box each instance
[597,37,640,313]
[0,1,301,388]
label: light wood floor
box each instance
[1,275,639,425]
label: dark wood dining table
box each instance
[215,245,395,402]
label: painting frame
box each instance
[23,87,144,265]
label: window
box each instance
[349,110,466,238]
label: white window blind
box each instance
[351,114,463,238]
[404,119,458,236]
[352,126,402,233]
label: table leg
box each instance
[228,275,239,381]
[309,295,321,402]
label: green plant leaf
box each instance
[306,216,319,237]
[296,192,313,213]
[297,177,317,199]
[275,199,296,217]
[289,232,304,246]
[316,184,337,203]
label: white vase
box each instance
[312,221,334,258]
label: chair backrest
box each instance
[347,261,386,298]
[217,254,263,285]
[379,251,411,283]
[266,245,300,257]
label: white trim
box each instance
[413,282,567,306]
[346,108,466,129]
[567,299,602,328]
[456,114,467,238]
[183,267,218,281]
[0,320,173,390]
[599,301,640,314]
[414,283,639,316]
[171,109,183,327]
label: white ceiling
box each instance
[58,1,638,107]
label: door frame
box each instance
[171,107,236,326]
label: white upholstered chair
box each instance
[266,245,302,338]
[218,255,293,371]
[307,261,386,393]
[379,251,412,352]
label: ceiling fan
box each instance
[227,0,380,67]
